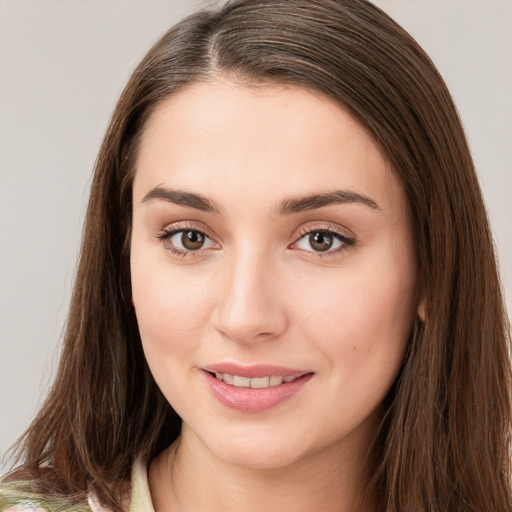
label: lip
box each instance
[201,364,314,413]
[203,363,308,379]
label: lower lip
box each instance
[203,371,313,412]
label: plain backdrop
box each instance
[1,0,511,472]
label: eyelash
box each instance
[156,223,215,259]
[156,223,356,259]
[294,226,356,257]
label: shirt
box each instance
[1,459,155,512]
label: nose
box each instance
[211,249,288,344]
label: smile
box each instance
[212,373,300,388]
[202,364,314,412]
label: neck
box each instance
[148,427,377,512]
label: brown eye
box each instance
[181,230,205,250]
[294,228,353,255]
[309,231,334,252]
[161,228,217,255]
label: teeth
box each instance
[250,376,270,388]
[233,375,251,387]
[270,376,283,386]
[212,372,299,388]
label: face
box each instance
[130,78,418,470]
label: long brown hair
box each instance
[5,1,511,510]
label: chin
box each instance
[193,423,308,470]
[215,441,304,470]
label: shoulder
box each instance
[0,478,43,511]
[1,457,150,512]
[0,478,92,512]
[0,492,92,512]
[2,507,46,512]
[1,506,46,512]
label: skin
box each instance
[130,77,419,512]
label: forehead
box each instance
[133,78,404,215]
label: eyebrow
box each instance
[142,186,380,215]
[142,186,223,214]
[276,190,380,215]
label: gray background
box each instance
[1,0,511,472]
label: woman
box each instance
[1,0,511,511]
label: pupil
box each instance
[182,231,204,250]
[310,232,332,251]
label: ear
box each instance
[417,298,426,322]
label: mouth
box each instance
[206,371,305,389]
[201,364,314,412]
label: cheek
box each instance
[131,249,212,361]
[131,255,216,412]
[293,249,416,379]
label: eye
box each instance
[293,229,355,255]
[158,227,218,256]
[171,230,210,250]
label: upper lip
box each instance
[203,363,311,379]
